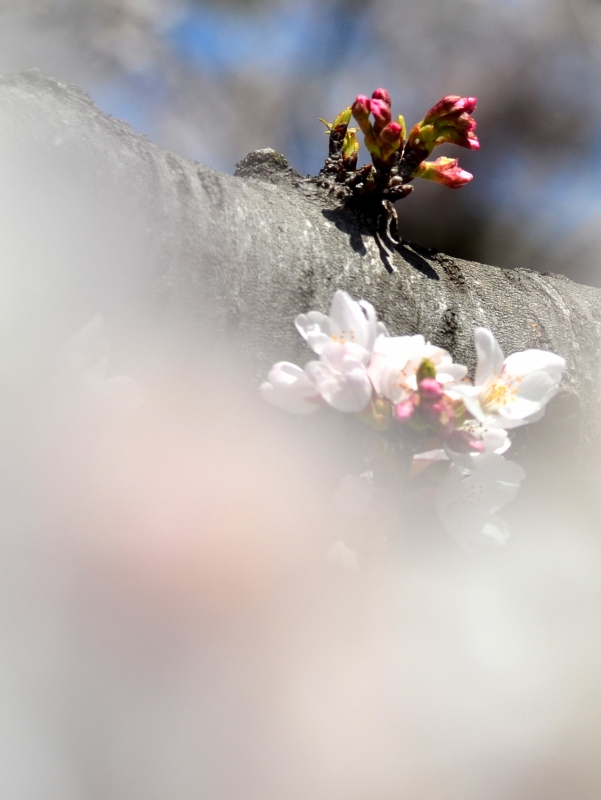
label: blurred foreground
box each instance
[0,168,598,799]
[2,322,601,799]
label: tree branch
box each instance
[1,69,598,453]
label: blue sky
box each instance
[88,0,601,248]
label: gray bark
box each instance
[0,69,598,454]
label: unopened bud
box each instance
[372,87,392,107]
[395,399,415,421]
[370,98,392,133]
[352,95,372,135]
[415,157,473,189]
[418,378,444,401]
[421,398,456,432]
[379,121,403,162]
[423,95,477,124]
[379,121,402,145]
[408,95,479,157]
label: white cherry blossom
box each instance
[295,290,386,363]
[412,423,510,473]
[444,421,511,470]
[305,340,372,413]
[457,328,565,429]
[368,334,467,403]
[260,362,322,414]
[436,455,525,551]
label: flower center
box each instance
[332,328,357,344]
[481,370,522,411]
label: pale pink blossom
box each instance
[368,334,467,404]
[436,455,525,551]
[295,290,385,363]
[305,341,372,413]
[457,328,565,429]
[260,362,322,414]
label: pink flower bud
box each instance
[372,87,392,107]
[418,378,444,401]
[379,121,402,145]
[421,399,456,434]
[378,121,403,162]
[415,157,473,189]
[421,399,444,422]
[437,114,479,151]
[423,95,477,124]
[370,98,392,133]
[395,399,415,421]
[409,95,479,156]
[352,95,372,135]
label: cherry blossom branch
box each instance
[0,70,599,462]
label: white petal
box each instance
[496,395,544,425]
[455,384,488,423]
[481,516,510,545]
[439,362,468,384]
[474,328,504,386]
[504,349,566,379]
[436,458,524,550]
[444,426,511,471]
[374,333,425,362]
[306,352,372,413]
[329,291,367,343]
[481,427,511,455]
[295,310,331,355]
[515,370,562,407]
[358,299,384,353]
[295,292,383,359]
[260,362,321,414]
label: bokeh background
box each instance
[1,0,601,285]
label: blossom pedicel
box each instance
[261,291,565,550]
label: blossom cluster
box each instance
[261,291,566,551]
[321,89,478,198]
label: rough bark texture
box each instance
[1,69,599,454]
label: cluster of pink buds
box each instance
[320,88,479,197]
[351,88,406,169]
[407,95,479,159]
[393,360,484,453]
